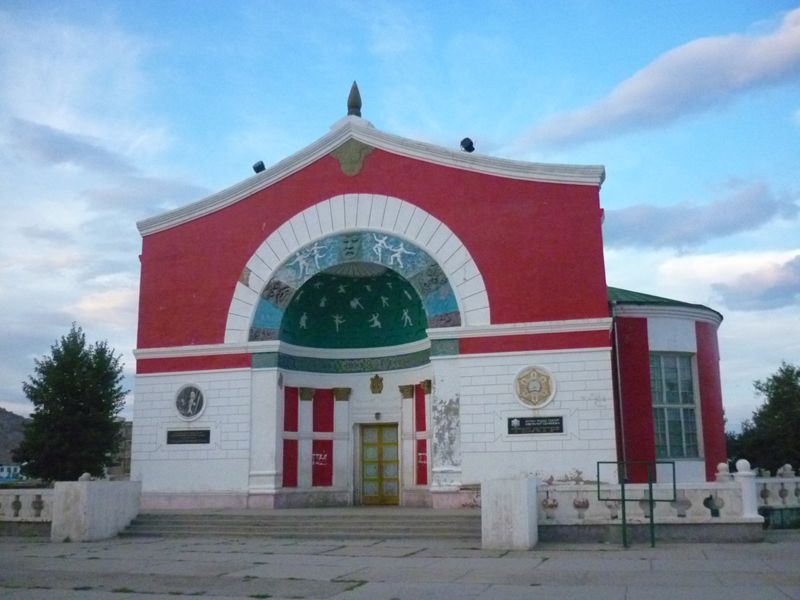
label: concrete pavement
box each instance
[2,530,799,599]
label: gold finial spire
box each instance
[347,81,362,117]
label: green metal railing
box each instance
[596,461,676,548]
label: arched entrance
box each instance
[258,230,456,506]
[228,196,491,508]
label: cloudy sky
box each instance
[1,1,798,430]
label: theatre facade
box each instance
[131,89,727,509]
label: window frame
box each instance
[649,352,701,459]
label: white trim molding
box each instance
[137,116,605,236]
[612,304,722,327]
[427,317,612,339]
[135,318,611,361]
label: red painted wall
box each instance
[312,389,334,433]
[283,387,298,432]
[696,322,726,480]
[282,440,298,488]
[136,354,250,374]
[414,384,428,485]
[414,384,426,433]
[282,387,298,488]
[613,317,655,483]
[138,149,608,348]
[312,440,333,487]
[416,439,428,486]
[459,330,610,355]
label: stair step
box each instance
[122,509,481,540]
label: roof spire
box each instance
[347,81,362,117]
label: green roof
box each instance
[607,287,722,321]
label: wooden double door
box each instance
[361,424,399,505]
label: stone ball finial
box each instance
[347,81,362,117]
[735,458,751,473]
[78,472,92,481]
[715,462,731,481]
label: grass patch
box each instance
[73,586,94,591]
[249,595,272,599]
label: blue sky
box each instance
[0,1,798,430]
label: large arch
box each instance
[224,194,490,344]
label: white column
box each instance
[734,459,762,521]
[481,477,538,550]
[430,356,462,502]
[247,369,282,506]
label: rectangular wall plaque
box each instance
[508,416,564,435]
[167,429,211,445]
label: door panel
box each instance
[361,424,400,505]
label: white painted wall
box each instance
[657,459,706,483]
[647,316,696,353]
[132,364,433,504]
[456,348,617,484]
[132,349,622,504]
[132,369,254,494]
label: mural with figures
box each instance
[249,231,460,344]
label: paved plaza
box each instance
[2,530,799,599]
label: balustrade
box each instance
[754,464,799,509]
[0,489,53,522]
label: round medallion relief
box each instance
[514,366,555,409]
[175,385,205,420]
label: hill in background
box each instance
[0,407,27,464]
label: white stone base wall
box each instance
[132,348,618,507]
[456,348,617,484]
[132,368,254,494]
[132,364,434,505]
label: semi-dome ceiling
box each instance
[248,230,461,342]
[280,266,427,349]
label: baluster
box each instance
[702,493,724,517]
[541,491,558,520]
[778,483,788,506]
[670,489,691,517]
[31,494,44,518]
[760,483,771,506]
[572,494,589,520]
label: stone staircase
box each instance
[121,507,482,541]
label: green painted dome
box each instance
[280,265,427,349]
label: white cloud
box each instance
[524,7,800,148]
[5,118,136,174]
[0,11,180,416]
[712,254,800,310]
[603,182,798,249]
[0,14,139,121]
[68,286,139,330]
[657,249,800,300]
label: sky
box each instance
[0,1,798,431]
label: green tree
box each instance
[13,324,126,481]
[727,362,800,473]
